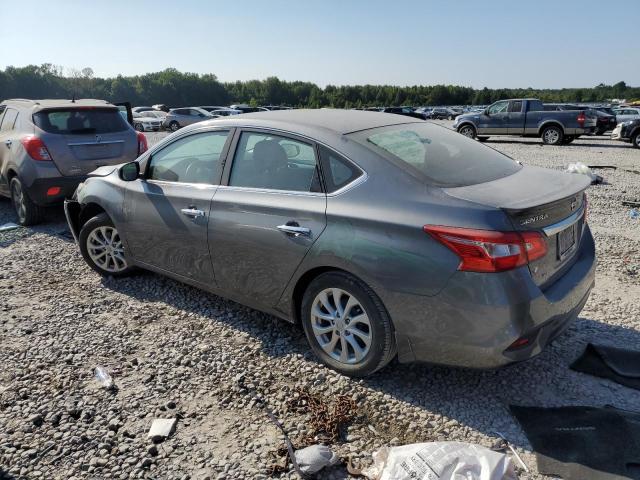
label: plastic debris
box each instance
[147,418,177,442]
[566,162,601,184]
[94,366,115,390]
[293,444,339,475]
[360,441,517,480]
[0,222,20,232]
[630,209,640,219]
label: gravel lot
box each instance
[1,124,639,479]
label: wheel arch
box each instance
[456,121,476,133]
[538,121,564,136]
[78,202,108,230]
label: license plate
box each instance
[558,225,576,259]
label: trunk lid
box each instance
[443,165,589,288]
[33,107,139,176]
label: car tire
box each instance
[633,132,640,149]
[79,213,133,277]
[134,123,144,132]
[563,136,575,144]
[457,124,476,139]
[541,125,564,145]
[477,136,489,142]
[169,121,180,132]
[301,271,396,377]
[10,177,43,226]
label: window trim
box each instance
[317,144,365,195]
[142,127,234,186]
[0,108,19,132]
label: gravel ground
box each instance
[1,125,639,479]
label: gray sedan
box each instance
[64,110,595,377]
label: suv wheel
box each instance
[633,131,640,149]
[10,177,43,226]
[169,121,180,132]
[542,125,564,145]
[79,213,133,277]
[301,272,396,377]
[458,125,476,139]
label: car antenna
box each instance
[71,91,76,103]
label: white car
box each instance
[613,107,640,123]
[132,111,163,132]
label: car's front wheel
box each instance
[10,177,43,226]
[632,132,640,149]
[134,123,144,132]
[169,121,180,132]
[79,213,133,277]
[301,271,395,377]
[458,124,476,139]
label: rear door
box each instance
[209,128,327,306]
[123,128,233,285]
[33,107,138,176]
[507,100,525,134]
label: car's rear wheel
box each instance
[79,213,133,277]
[10,177,43,226]
[541,125,564,145]
[169,121,180,132]
[458,124,476,139]
[301,271,395,377]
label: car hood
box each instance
[442,165,590,210]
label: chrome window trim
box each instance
[216,184,325,198]
[542,205,585,237]
[145,179,218,189]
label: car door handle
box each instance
[277,224,311,237]
[181,207,205,218]
[4,140,11,148]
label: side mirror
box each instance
[119,161,140,181]
[282,143,301,158]
[484,109,490,116]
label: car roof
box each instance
[1,98,115,111]
[212,108,419,135]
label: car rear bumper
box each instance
[25,176,86,206]
[392,225,596,368]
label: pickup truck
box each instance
[452,98,597,145]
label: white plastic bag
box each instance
[294,444,339,474]
[566,162,596,181]
[362,441,517,480]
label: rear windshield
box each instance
[351,123,521,187]
[33,108,129,134]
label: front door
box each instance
[123,128,232,285]
[209,129,327,307]
[478,100,509,134]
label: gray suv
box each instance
[0,99,144,225]
[163,107,215,132]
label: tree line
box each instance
[1,64,637,108]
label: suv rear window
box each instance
[351,123,521,187]
[33,108,129,134]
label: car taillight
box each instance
[423,225,547,273]
[20,135,52,161]
[136,131,148,155]
[577,112,585,127]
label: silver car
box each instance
[163,107,215,132]
[613,107,640,123]
[132,112,163,132]
[65,110,595,377]
[0,98,145,225]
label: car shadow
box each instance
[0,199,72,248]
[101,270,640,463]
[485,138,631,149]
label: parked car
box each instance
[453,99,597,144]
[152,104,170,113]
[207,108,242,117]
[229,104,268,113]
[545,104,616,135]
[163,107,214,131]
[132,112,163,132]
[65,109,594,377]
[0,98,145,225]
[613,107,640,123]
[198,106,228,113]
[380,107,427,120]
[132,106,155,113]
[611,119,640,148]
[430,108,460,120]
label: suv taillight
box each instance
[136,131,148,155]
[577,112,586,127]
[423,225,547,273]
[20,135,52,161]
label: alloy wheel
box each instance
[10,181,26,224]
[310,288,372,364]
[86,226,128,273]
[544,128,560,144]
[459,126,475,138]
[635,134,640,148]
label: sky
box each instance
[0,0,638,89]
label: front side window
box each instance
[353,122,521,187]
[0,108,18,132]
[148,130,229,184]
[33,108,128,134]
[487,101,508,114]
[229,131,321,192]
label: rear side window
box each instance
[508,101,522,113]
[33,108,129,134]
[352,123,521,187]
[0,108,19,132]
[319,146,362,193]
